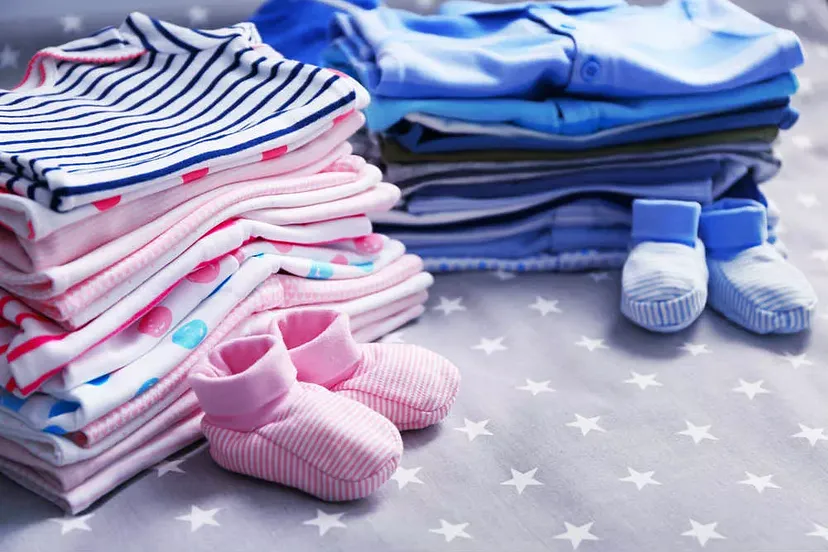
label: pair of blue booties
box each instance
[621,198,817,334]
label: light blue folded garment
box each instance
[327,0,803,99]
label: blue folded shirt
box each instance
[327,0,803,99]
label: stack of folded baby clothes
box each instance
[0,14,438,513]
[323,0,804,273]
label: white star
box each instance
[781,352,814,369]
[554,521,600,550]
[154,458,186,477]
[807,523,828,541]
[787,2,808,22]
[380,331,405,344]
[0,45,19,69]
[516,379,555,396]
[624,371,663,391]
[732,379,771,400]
[792,424,828,447]
[587,271,611,283]
[454,418,493,441]
[188,6,209,25]
[528,296,562,316]
[491,269,516,281]
[472,336,507,355]
[796,192,819,208]
[680,342,711,356]
[429,520,471,542]
[812,250,828,263]
[677,421,718,444]
[50,514,94,535]
[738,472,780,494]
[682,519,726,547]
[433,296,466,316]
[501,467,543,495]
[619,468,662,490]
[575,336,609,352]
[175,505,221,532]
[391,466,424,489]
[303,510,346,536]
[60,15,83,33]
[566,414,606,436]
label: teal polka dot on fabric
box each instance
[354,261,374,273]
[43,425,67,435]
[308,262,334,279]
[86,373,111,386]
[48,400,81,418]
[0,392,26,413]
[171,319,208,349]
[134,378,160,398]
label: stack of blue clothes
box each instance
[258,0,804,273]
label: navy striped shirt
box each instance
[0,13,359,212]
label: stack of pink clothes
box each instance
[0,16,432,514]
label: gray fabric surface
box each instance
[2,1,828,551]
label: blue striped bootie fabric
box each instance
[621,200,708,333]
[700,199,817,334]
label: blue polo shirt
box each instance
[328,0,803,99]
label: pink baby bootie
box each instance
[272,309,460,431]
[188,333,402,501]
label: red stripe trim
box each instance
[14,312,44,325]
[7,333,67,363]
[261,145,287,161]
[0,296,15,315]
[0,344,8,355]
[182,167,209,184]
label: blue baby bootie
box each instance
[621,200,708,333]
[700,198,817,334]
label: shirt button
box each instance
[580,58,601,82]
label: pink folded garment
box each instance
[0,391,199,489]
[1,235,405,397]
[272,309,459,431]
[0,107,367,243]
[0,156,387,303]
[0,280,431,466]
[74,255,428,448]
[31,179,400,329]
[190,333,402,502]
[0,413,204,515]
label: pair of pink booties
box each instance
[188,309,460,501]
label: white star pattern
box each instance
[391,466,424,490]
[175,506,221,532]
[793,135,815,151]
[154,459,186,477]
[501,467,543,495]
[50,514,94,535]
[554,522,600,550]
[575,336,609,352]
[796,192,819,208]
[812,249,828,263]
[792,424,828,447]
[472,336,507,355]
[587,271,611,283]
[188,6,209,25]
[781,352,814,368]
[738,472,780,494]
[455,418,493,442]
[379,331,405,344]
[491,269,516,280]
[682,520,726,547]
[516,379,555,396]
[0,44,19,69]
[566,414,606,436]
[429,520,471,542]
[807,523,828,541]
[619,468,662,490]
[680,342,711,356]
[60,15,83,33]
[732,379,771,400]
[624,371,663,391]
[529,296,562,316]
[677,421,718,444]
[303,510,346,536]
[433,296,466,316]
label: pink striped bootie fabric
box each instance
[272,310,460,431]
[188,333,402,501]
